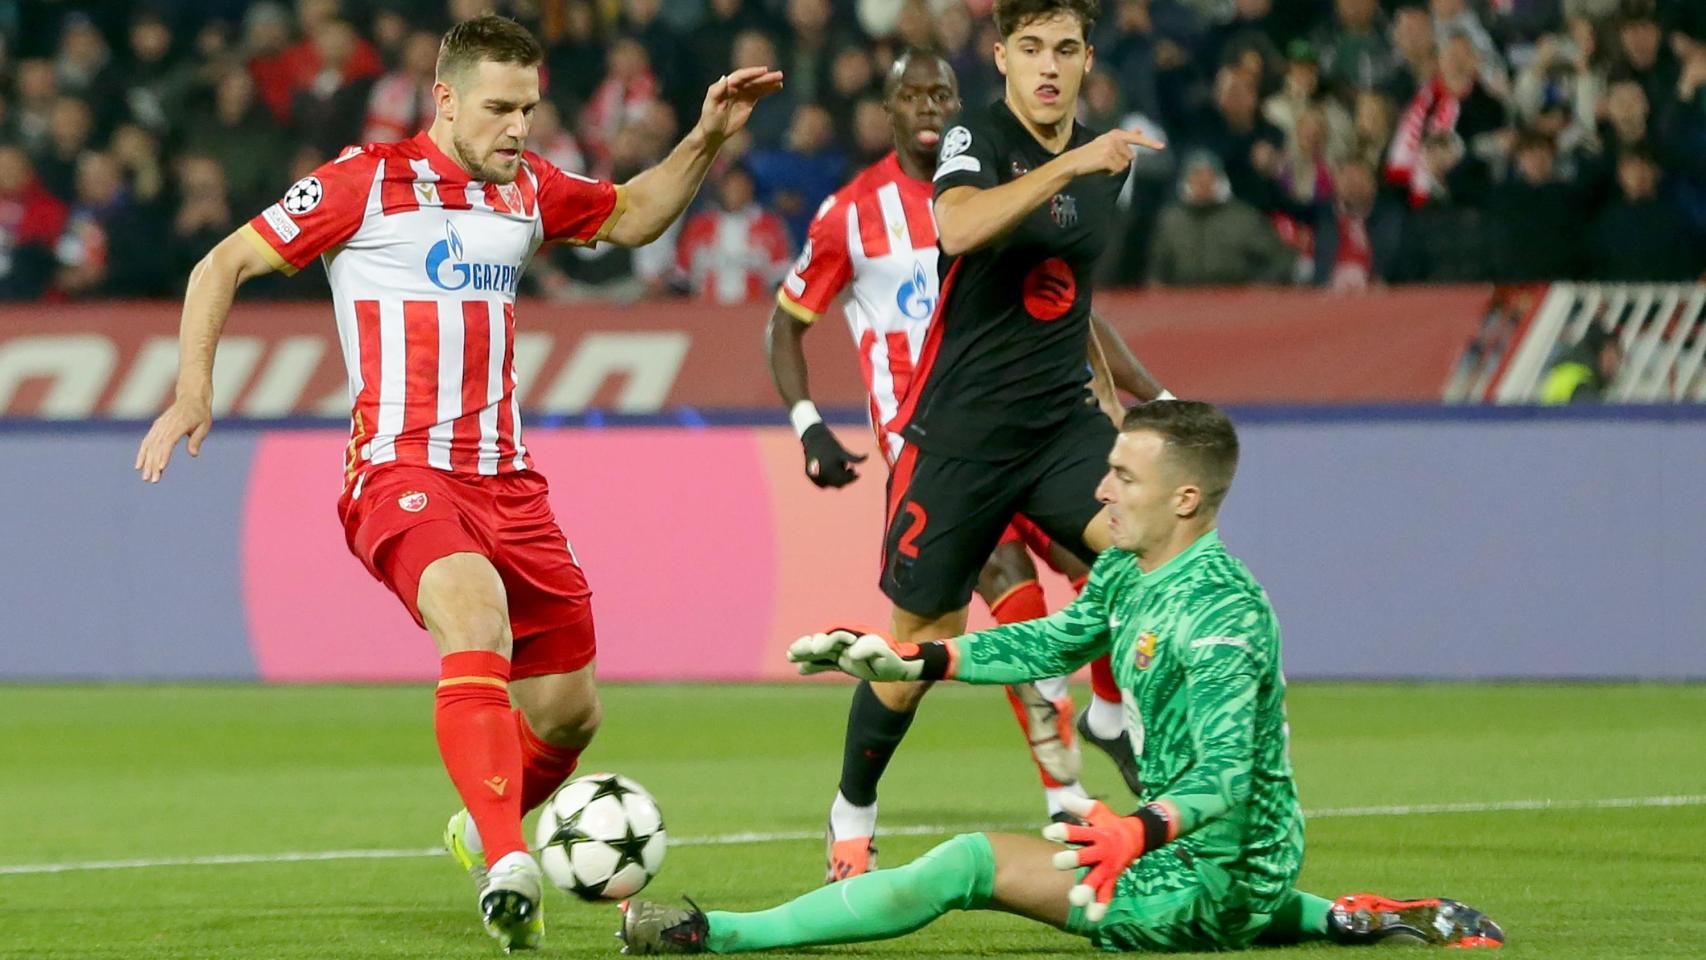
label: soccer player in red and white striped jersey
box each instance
[763,51,1168,882]
[135,15,782,951]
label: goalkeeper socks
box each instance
[837,680,916,810]
[987,579,1047,624]
[514,708,584,813]
[705,832,996,953]
[435,651,527,868]
[1258,890,1334,943]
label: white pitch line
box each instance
[2,794,1701,878]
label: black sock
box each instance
[838,681,917,806]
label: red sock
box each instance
[435,651,526,868]
[1070,574,1088,594]
[1090,655,1120,703]
[988,579,1047,624]
[514,709,584,813]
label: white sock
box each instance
[1035,675,1071,702]
[463,813,484,857]
[1085,695,1124,740]
[489,849,535,877]
[830,791,877,839]
[1045,782,1089,817]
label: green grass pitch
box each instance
[3,682,1703,959]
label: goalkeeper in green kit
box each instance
[618,401,1505,954]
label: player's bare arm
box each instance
[134,229,279,483]
[1088,312,1169,420]
[764,304,867,488]
[934,126,1162,256]
[605,67,784,247]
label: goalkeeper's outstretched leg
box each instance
[615,830,1506,954]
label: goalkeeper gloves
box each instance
[800,423,867,488]
[785,628,954,682]
[1041,794,1176,923]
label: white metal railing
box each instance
[1490,283,1706,403]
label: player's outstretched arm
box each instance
[1087,312,1171,420]
[934,127,1164,256]
[134,229,278,482]
[765,305,866,487]
[605,67,784,247]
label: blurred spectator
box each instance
[1148,151,1293,286]
[1350,89,1397,168]
[362,29,438,143]
[1589,146,1700,280]
[1658,22,1706,233]
[1095,0,1202,130]
[1576,77,1651,206]
[1274,107,1340,220]
[369,7,410,66]
[12,59,60,153]
[1312,157,1405,288]
[120,11,195,136]
[34,96,97,202]
[1393,130,1492,280]
[1188,66,1285,209]
[1203,0,1285,79]
[746,102,847,245]
[528,101,588,176]
[849,96,892,164]
[731,30,798,147]
[54,14,125,131]
[1514,32,1600,154]
[1083,70,1127,131]
[109,124,167,208]
[0,145,68,300]
[622,0,694,121]
[244,2,298,122]
[692,0,764,92]
[581,38,659,172]
[55,150,167,297]
[1384,4,1437,107]
[1263,42,1353,158]
[184,67,291,214]
[1610,5,1678,115]
[1489,130,1584,280]
[674,164,790,304]
[781,0,852,106]
[935,3,995,110]
[547,0,608,105]
[1429,0,1507,93]
[534,124,677,301]
[1539,324,1620,403]
[250,0,383,125]
[291,20,379,156]
[1385,31,1508,206]
[824,46,879,140]
[169,153,236,287]
[1104,108,1175,285]
[1314,0,1397,94]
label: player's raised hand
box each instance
[1067,127,1166,178]
[135,393,213,483]
[801,423,867,488]
[1041,794,1153,923]
[698,66,785,141]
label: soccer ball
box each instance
[535,772,667,900]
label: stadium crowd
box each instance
[1,0,1704,302]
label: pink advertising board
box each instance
[240,427,1081,682]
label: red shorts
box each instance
[339,464,596,680]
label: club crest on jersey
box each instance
[1135,632,1158,671]
[425,222,518,294]
[1050,193,1078,227]
[895,261,935,320]
[397,491,428,513]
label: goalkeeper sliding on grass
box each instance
[618,400,1505,955]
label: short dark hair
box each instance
[437,15,543,89]
[1120,400,1240,510]
[993,0,1099,40]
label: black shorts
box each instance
[880,405,1116,618]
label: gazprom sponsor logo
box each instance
[425,222,518,294]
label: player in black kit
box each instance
[820,0,1168,881]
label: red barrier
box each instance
[0,287,1490,417]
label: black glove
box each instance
[800,422,867,488]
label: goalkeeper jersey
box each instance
[952,530,1304,909]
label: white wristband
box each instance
[1155,389,1176,401]
[789,400,824,439]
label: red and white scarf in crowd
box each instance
[1385,75,1462,207]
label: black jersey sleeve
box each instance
[932,114,1002,196]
